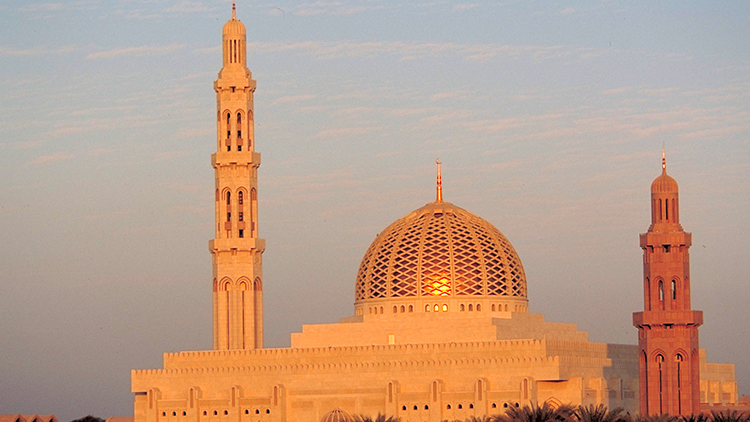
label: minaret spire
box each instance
[662,144,666,172]
[436,159,443,202]
[232,1,236,19]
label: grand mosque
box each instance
[130,6,740,422]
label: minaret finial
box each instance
[436,159,443,202]
[232,1,236,19]
[662,143,666,172]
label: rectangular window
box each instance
[239,212,244,222]
[239,229,244,238]
[227,212,231,222]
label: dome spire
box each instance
[662,143,666,173]
[436,158,443,202]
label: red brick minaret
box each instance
[633,153,702,416]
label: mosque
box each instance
[130,6,740,422]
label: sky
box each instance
[1,0,749,420]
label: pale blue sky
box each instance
[1,1,749,420]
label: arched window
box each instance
[425,304,430,312]
[226,113,231,150]
[492,304,496,311]
[665,199,669,220]
[408,305,413,312]
[468,304,473,311]
[238,190,245,237]
[658,280,664,307]
[226,191,231,225]
[672,279,677,301]
[476,304,482,311]
[393,306,397,314]
[676,354,684,414]
[434,304,439,312]
[460,304,465,311]
[646,278,651,311]
[442,304,448,312]
[656,354,665,413]
[236,112,243,150]
[400,305,405,313]
[522,379,529,399]
[659,199,663,221]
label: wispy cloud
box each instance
[18,1,99,13]
[430,90,474,101]
[0,45,76,57]
[559,7,575,16]
[293,1,384,16]
[453,3,479,11]
[19,3,64,12]
[167,1,211,13]
[269,94,318,107]
[247,40,575,63]
[314,127,374,138]
[26,152,75,166]
[86,44,185,59]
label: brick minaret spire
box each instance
[633,153,702,415]
[210,4,264,350]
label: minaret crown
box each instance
[436,159,443,203]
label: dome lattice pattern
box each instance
[355,201,526,302]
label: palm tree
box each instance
[466,417,494,422]
[353,414,401,422]
[680,413,709,422]
[575,404,631,422]
[493,402,576,422]
[709,410,748,422]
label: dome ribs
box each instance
[449,212,484,296]
[420,211,452,297]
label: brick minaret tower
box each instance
[633,153,702,416]
[210,2,264,350]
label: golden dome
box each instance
[222,4,245,36]
[651,169,678,194]
[320,408,354,422]
[355,201,527,303]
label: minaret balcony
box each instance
[640,231,691,249]
[212,151,260,167]
[209,238,266,253]
[633,310,703,328]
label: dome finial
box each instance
[436,158,443,202]
[232,1,236,19]
[662,143,667,173]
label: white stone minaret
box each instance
[210,2,264,350]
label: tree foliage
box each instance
[69,417,105,422]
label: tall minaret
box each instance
[210,2,264,350]
[633,153,702,416]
